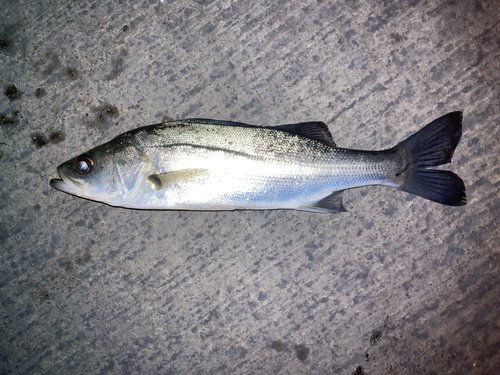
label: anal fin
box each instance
[300,191,346,213]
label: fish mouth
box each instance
[50,177,72,193]
[50,166,83,196]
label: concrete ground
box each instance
[1,0,499,374]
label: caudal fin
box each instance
[394,112,466,206]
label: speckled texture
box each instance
[0,0,499,374]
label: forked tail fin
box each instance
[393,112,466,206]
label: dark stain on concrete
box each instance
[270,340,288,352]
[0,39,9,49]
[0,114,15,126]
[294,344,309,361]
[34,88,47,98]
[85,104,120,129]
[49,131,65,144]
[31,133,48,148]
[370,329,382,345]
[65,66,82,81]
[5,85,22,101]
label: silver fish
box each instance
[50,112,466,212]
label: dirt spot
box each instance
[4,85,22,101]
[66,66,82,81]
[49,131,65,144]
[0,110,21,127]
[30,129,65,148]
[85,103,119,129]
[0,114,15,126]
[294,344,309,361]
[390,32,403,43]
[31,133,48,148]
[35,88,47,98]
[76,251,91,266]
[370,329,382,345]
[269,340,288,353]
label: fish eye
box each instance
[75,154,93,174]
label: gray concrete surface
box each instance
[1,0,499,374]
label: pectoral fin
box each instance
[147,168,210,190]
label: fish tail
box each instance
[393,111,466,206]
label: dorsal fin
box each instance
[182,119,336,147]
[274,122,336,147]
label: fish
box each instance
[50,112,466,212]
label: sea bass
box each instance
[50,112,466,212]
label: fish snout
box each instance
[50,164,82,196]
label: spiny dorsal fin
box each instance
[183,119,337,147]
[274,122,336,147]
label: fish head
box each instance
[50,137,154,206]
